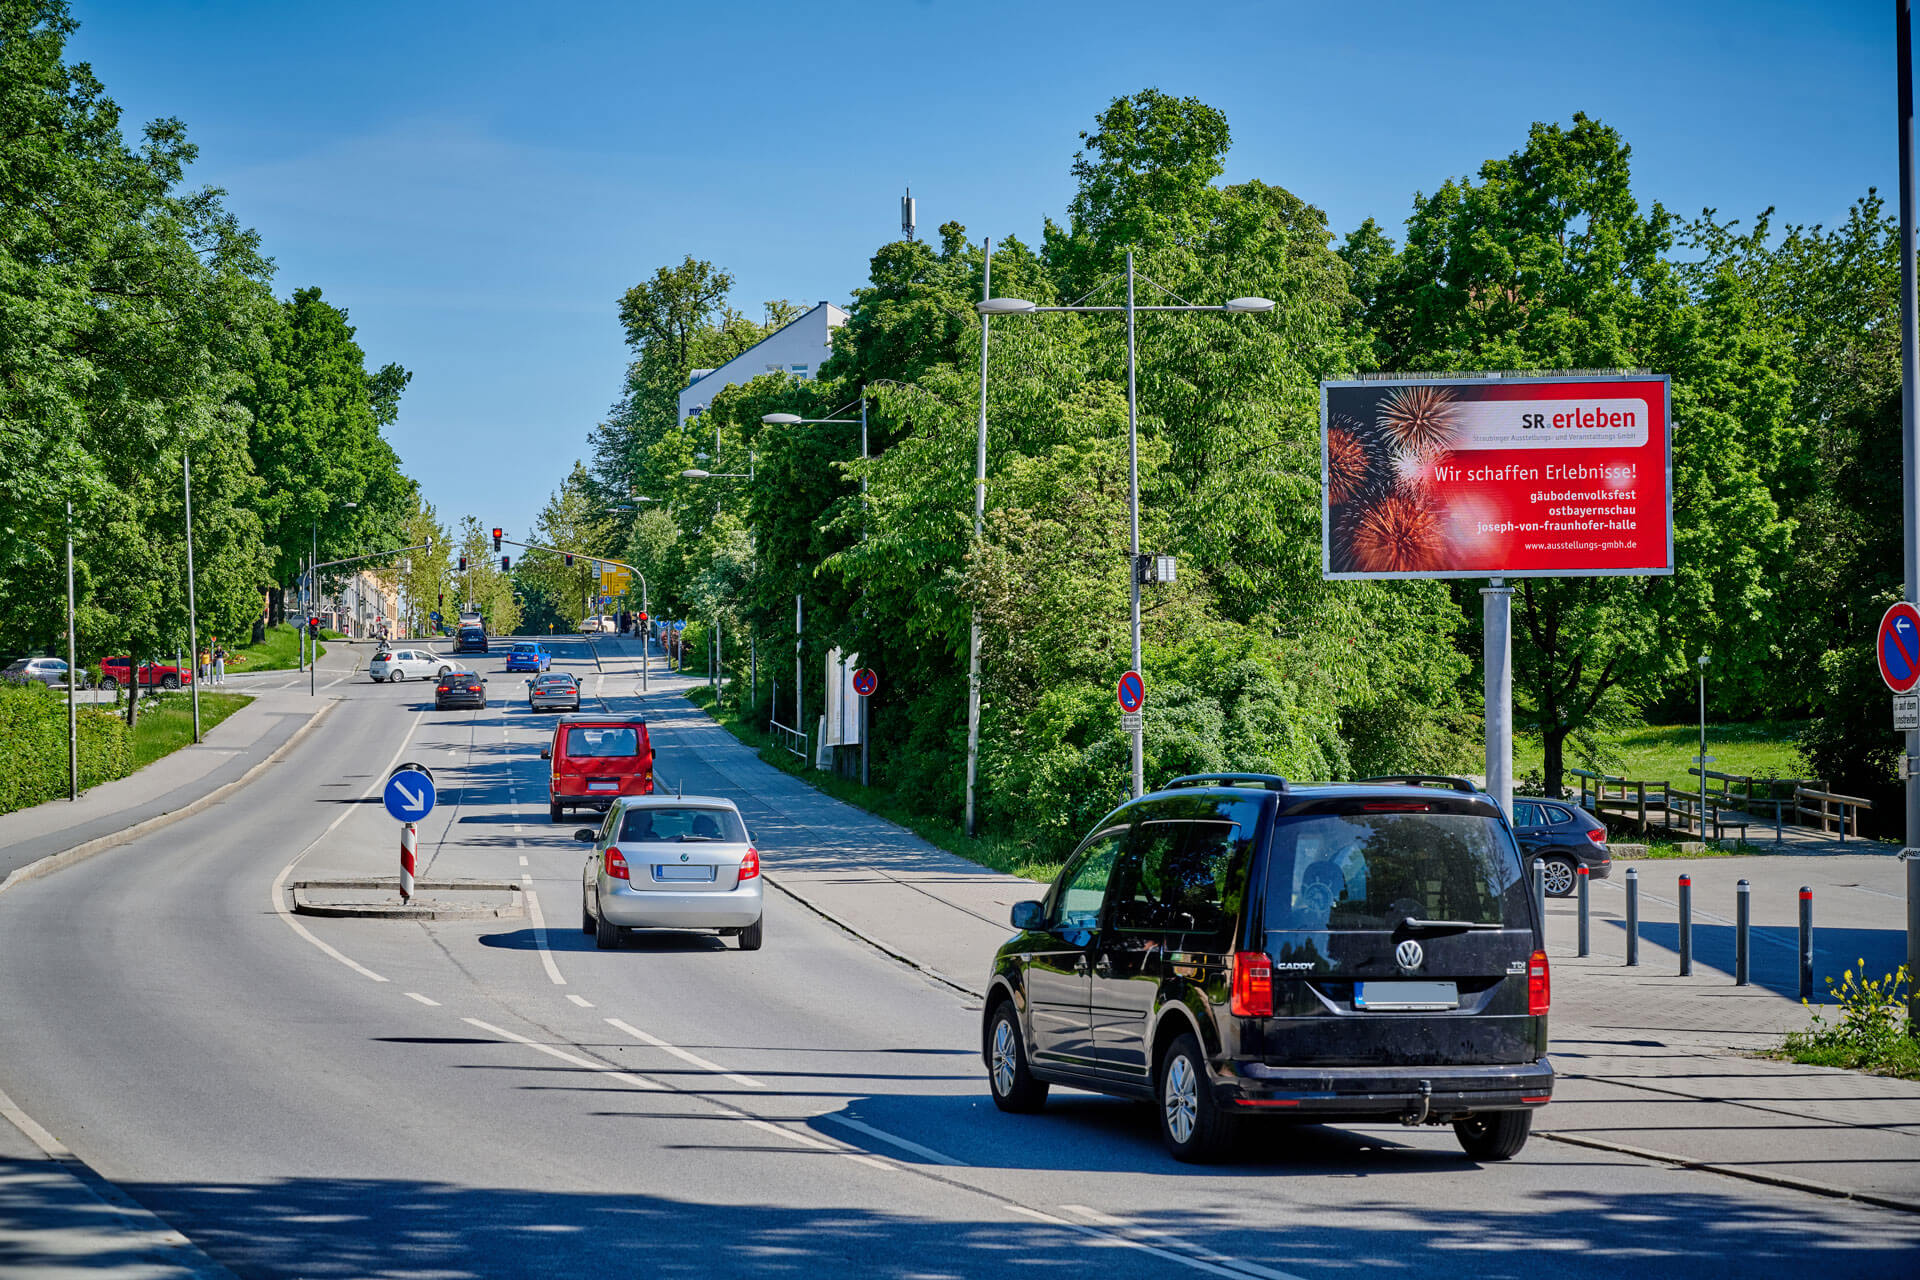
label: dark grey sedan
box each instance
[434,669,487,710]
[528,671,581,713]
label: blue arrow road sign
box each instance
[672,620,686,631]
[384,768,437,822]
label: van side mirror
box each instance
[540,747,551,759]
[1010,900,1044,930]
[574,828,598,843]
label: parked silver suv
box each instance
[2,657,87,689]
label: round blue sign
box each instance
[383,768,436,822]
[1117,670,1145,714]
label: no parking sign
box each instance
[1877,602,1920,693]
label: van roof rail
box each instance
[1358,774,1479,794]
[1163,773,1290,792]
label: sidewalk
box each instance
[631,664,1920,1210]
[0,642,354,884]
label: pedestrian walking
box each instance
[213,644,227,685]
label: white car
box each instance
[369,647,454,682]
[580,615,611,634]
[578,795,763,950]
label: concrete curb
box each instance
[0,698,341,900]
[0,1080,240,1278]
[291,877,525,920]
[1539,1129,1920,1215]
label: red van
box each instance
[542,715,653,823]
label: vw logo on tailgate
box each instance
[1394,939,1424,972]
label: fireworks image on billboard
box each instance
[1321,375,1673,580]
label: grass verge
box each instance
[1519,719,1811,785]
[683,687,1060,884]
[221,624,330,674]
[130,691,253,770]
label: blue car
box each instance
[504,642,551,673]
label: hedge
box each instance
[0,683,133,815]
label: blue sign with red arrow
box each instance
[1878,602,1920,693]
[1117,670,1145,714]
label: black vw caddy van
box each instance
[981,773,1552,1162]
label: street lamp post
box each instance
[764,397,873,778]
[976,250,1272,800]
[303,501,357,671]
[183,453,201,742]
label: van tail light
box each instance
[1230,951,1273,1017]
[643,770,654,793]
[1527,948,1551,1016]
[738,848,760,881]
[604,847,630,881]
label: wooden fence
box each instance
[1568,767,1871,841]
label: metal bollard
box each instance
[1576,863,1590,957]
[1735,879,1750,986]
[1625,867,1640,967]
[1531,858,1546,946]
[1677,874,1693,976]
[1798,886,1814,1002]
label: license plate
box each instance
[587,781,618,791]
[653,865,715,882]
[1354,981,1458,1011]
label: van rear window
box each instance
[1264,812,1523,932]
[565,726,640,758]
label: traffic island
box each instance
[291,877,525,921]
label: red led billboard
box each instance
[1320,374,1673,579]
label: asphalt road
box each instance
[2,633,1917,1278]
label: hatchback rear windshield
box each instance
[565,726,640,757]
[618,807,745,843]
[1264,810,1524,932]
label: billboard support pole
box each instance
[1482,578,1514,819]
[1898,0,1920,1031]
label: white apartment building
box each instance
[677,301,847,422]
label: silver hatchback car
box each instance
[578,795,762,951]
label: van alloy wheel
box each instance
[1163,1054,1199,1145]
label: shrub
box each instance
[1779,961,1917,1078]
[0,683,132,814]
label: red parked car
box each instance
[97,657,192,691]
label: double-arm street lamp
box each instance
[975,248,1273,804]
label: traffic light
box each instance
[437,593,444,606]
[637,611,649,622]
[564,553,574,567]
[458,555,467,571]
[501,555,511,571]
[492,527,502,551]
[307,615,320,632]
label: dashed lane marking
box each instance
[406,992,441,1007]
[463,1018,659,1090]
[1055,1206,1308,1280]
[605,1018,763,1089]
[1003,1205,1283,1280]
[567,994,593,1008]
[818,1113,963,1165]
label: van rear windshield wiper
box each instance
[1399,917,1505,932]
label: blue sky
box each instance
[69,0,1892,543]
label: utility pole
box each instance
[796,593,805,765]
[66,501,77,801]
[965,239,991,835]
[184,454,201,742]
[1899,0,1920,1032]
[1124,250,1144,798]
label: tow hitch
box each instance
[1400,1079,1433,1126]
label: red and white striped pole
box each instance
[400,822,417,903]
